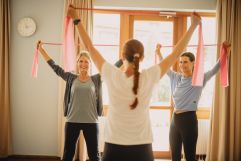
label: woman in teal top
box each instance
[156,42,230,161]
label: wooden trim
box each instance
[173,16,187,72]
[93,9,160,15]
[129,15,134,39]
[132,15,173,21]
[196,107,210,119]
[120,14,130,57]
[176,12,216,17]
[150,106,171,110]
[103,105,210,119]
[153,151,171,159]
[103,105,109,116]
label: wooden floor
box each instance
[0,159,60,161]
[0,157,60,161]
[0,158,171,161]
[0,159,59,161]
[0,156,171,161]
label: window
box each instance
[92,11,216,158]
[133,18,173,151]
[93,13,120,104]
[133,19,173,106]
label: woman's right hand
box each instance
[37,40,51,61]
[155,43,163,61]
[156,43,162,53]
[37,40,44,52]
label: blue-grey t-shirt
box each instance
[66,78,98,123]
[168,61,220,112]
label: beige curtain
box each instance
[207,0,241,160]
[0,0,12,158]
[58,1,93,160]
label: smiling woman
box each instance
[36,41,103,161]
[35,40,122,161]
[178,52,195,76]
[156,42,230,160]
[76,51,91,81]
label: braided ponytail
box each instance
[123,39,144,110]
[130,53,140,109]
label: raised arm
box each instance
[155,43,163,61]
[156,43,177,79]
[159,13,201,78]
[37,41,70,81]
[67,5,105,73]
[204,41,231,83]
[37,41,51,61]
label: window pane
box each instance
[187,17,217,108]
[133,21,173,106]
[93,13,120,104]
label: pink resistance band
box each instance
[31,17,76,78]
[30,43,119,78]
[63,16,76,72]
[31,41,221,78]
[31,43,63,78]
[220,43,229,87]
[191,24,230,87]
[192,23,204,86]
[31,47,39,78]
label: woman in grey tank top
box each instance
[37,42,122,161]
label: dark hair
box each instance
[181,52,195,62]
[123,39,144,109]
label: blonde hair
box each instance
[76,51,92,74]
[77,50,91,63]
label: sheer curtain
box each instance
[207,0,241,160]
[0,0,12,158]
[58,0,93,160]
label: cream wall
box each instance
[10,0,216,156]
[10,0,63,156]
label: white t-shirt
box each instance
[101,62,160,145]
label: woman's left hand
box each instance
[223,41,231,56]
[67,5,78,19]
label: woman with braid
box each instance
[67,5,201,161]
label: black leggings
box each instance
[169,111,198,161]
[102,143,154,161]
[62,122,100,161]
